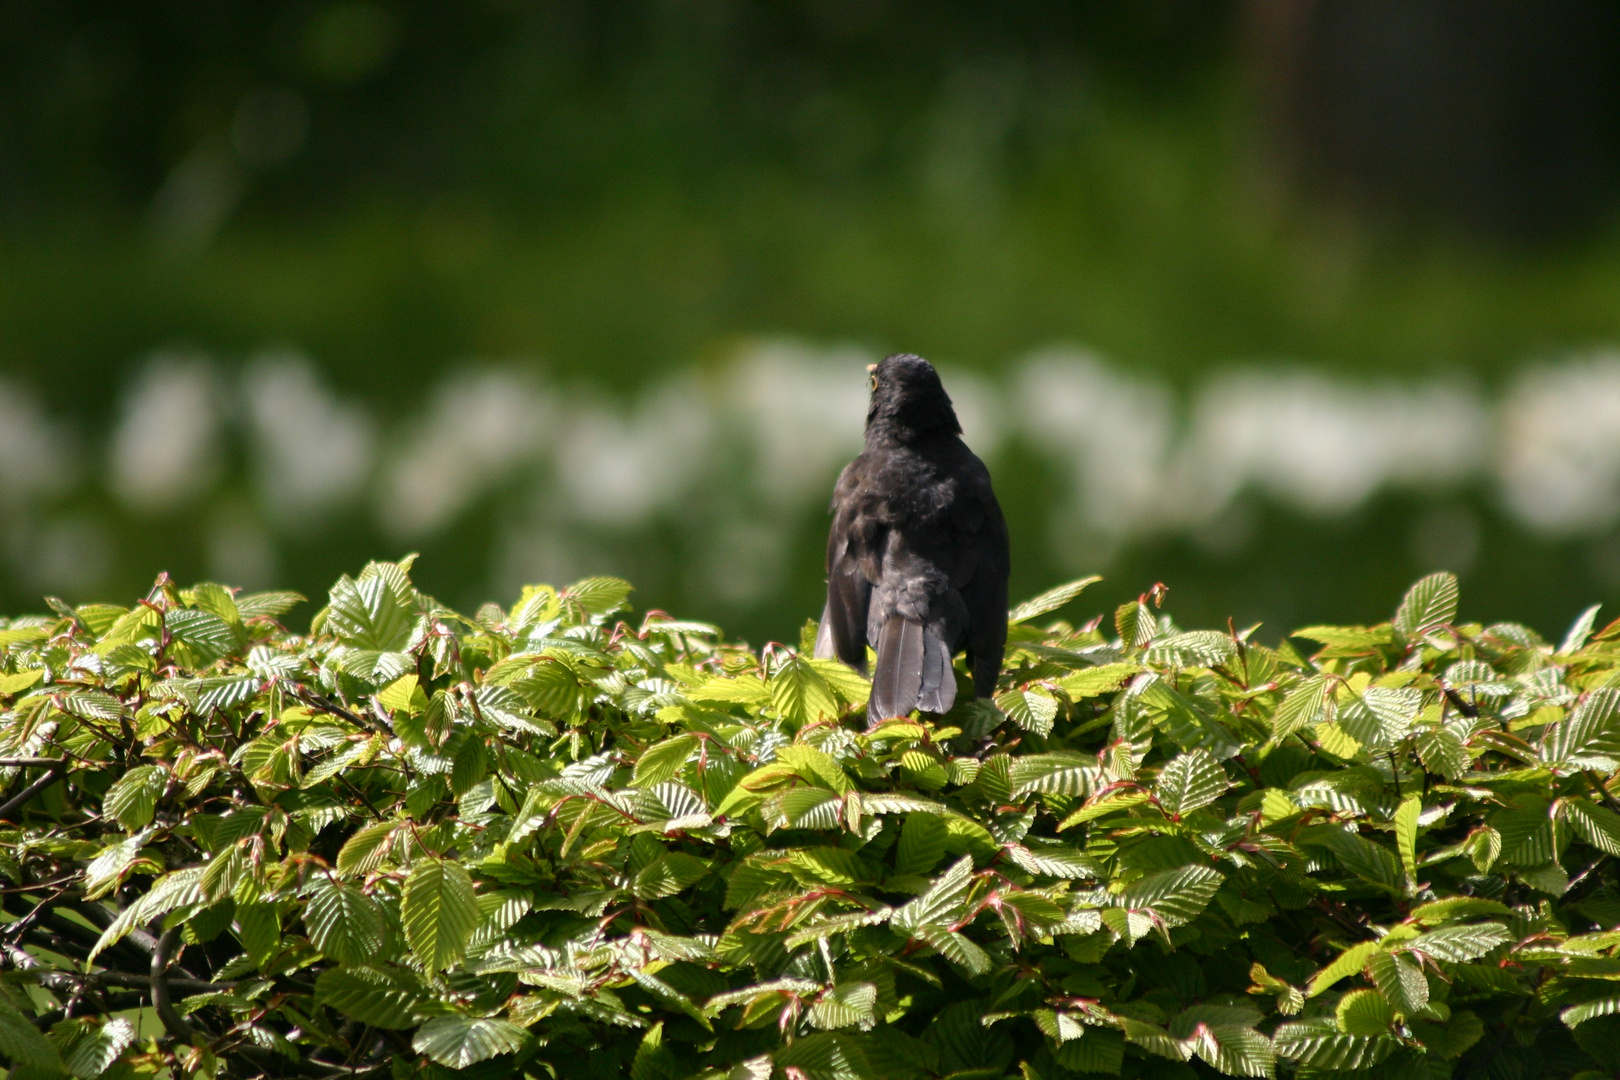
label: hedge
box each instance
[0,562,1618,1079]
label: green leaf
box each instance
[775,1031,895,1080]
[52,1017,135,1080]
[1154,749,1227,818]
[1543,688,1620,769]
[303,876,386,964]
[0,670,43,695]
[1336,989,1394,1036]
[628,967,714,1032]
[1247,963,1304,1016]
[235,901,279,967]
[1146,630,1237,669]
[786,847,870,885]
[1116,601,1156,649]
[770,656,840,727]
[1394,794,1421,883]
[336,819,401,875]
[1299,825,1402,892]
[83,834,145,898]
[411,1016,528,1068]
[56,690,125,722]
[1337,686,1421,750]
[1401,923,1511,963]
[941,815,998,859]
[1563,995,1620,1028]
[915,925,991,975]
[1407,897,1515,925]
[1415,728,1471,779]
[1054,1028,1125,1075]
[807,657,872,705]
[776,744,852,793]
[322,574,413,652]
[633,734,698,787]
[0,998,63,1074]
[1009,577,1101,624]
[1273,1020,1396,1070]
[1009,752,1102,798]
[401,857,480,972]
[894,855,975,933]
[1186,1023,1275,1078]
[1567,797,1620,856]
[1003,843,1103,880]
[1366,951,1429,1015]
[1269,675,1329,742]
[165,608,241,664]
[895,813,947,876]
[1393,572,1459,639]
[1307,941,1381,997]
[315,966,440,1029]
[235,590,306,619]
[563,576,634,618]
[766,786,843,830]
[187,582,241,626]
[1116,864,1223,926]
[1057,662,1142,699]
[994,689,1058,736]
[633,852,709,899]
[88,867,207,961]
[1561,603,1603,654]
[808,983,878,1030]
[102,766,167,832]
[1412,1009,1483,1059]
[1493,802,1556,866]
[629,1023,679,1080]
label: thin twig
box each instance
[149,925,194,1042]
[30,991,147,1031]
[0,873,81,894]
[297,690,387,735]
[0,768,67,821]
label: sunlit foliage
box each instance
[0,564,1617,1078]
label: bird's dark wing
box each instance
[815,462,874,673]
[957,456,1010,698]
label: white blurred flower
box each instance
[1015,348,1176,536]
[555,376,714,525]
[1173,369,1487,522]
[378,368,551,538]
[242,351,375,523]
[730,340,872,513]
[938,366,1003,458]
[1499,355,1620,535]
[0,381,73,505]
[108,352,223,511]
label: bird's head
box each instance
[865,353,962,444]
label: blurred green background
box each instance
[6,0,1620,644]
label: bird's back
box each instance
[819,433,1008,719]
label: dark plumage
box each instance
[815,353,1010,721]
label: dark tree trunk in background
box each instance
[1248,0,1620,240]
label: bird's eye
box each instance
[869,373,878,392]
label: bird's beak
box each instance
[866,364,877,372]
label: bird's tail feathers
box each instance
[813,602,836,661]
[870,615,924,721]
[917,630,956,714]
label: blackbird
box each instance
[815,353,1009,721]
